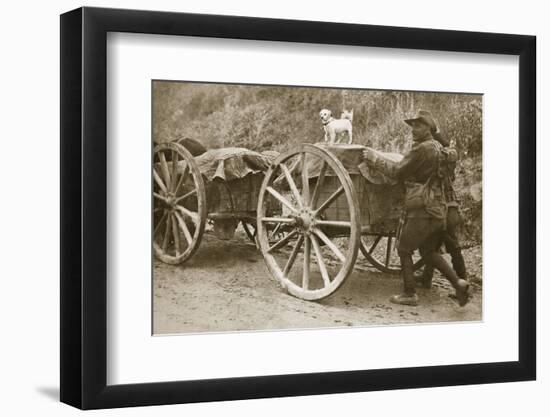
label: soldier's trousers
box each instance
[421,207,467,282]
[397,216,462,296]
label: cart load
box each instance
[195,147,272,181]
[195,147,279,240]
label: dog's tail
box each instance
[341,109,353,121]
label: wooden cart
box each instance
[153,141,421,301]
[256,143,423,300]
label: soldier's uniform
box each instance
[366,110,469,306]
[417,138,468,287]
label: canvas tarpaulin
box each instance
[190,147,281,215]
[195,147,273,182]
[290,143,402,186]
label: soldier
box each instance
[415,129,468,288]
[363,110,470,306]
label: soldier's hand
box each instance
[363,148,377,164]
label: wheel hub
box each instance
[164,192,176,208]
[294,208,316,234]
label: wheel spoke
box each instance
[303,235,310,290]
[283,234,304,276]
[266,187,299,214]
[280,164,303,209]
[268,222,282,240]
[174,163,189,194]
[368,235,383,255]
[301,152,310,206]
[153,192,169,203]
[159,152,172,190]
[385,236,393,267]
[273,172,285,186]
[174,211,193,245]
[310,234,330,287]
[267,230,298,253]
[162,213,172,252]
[171,213,181,256]
[261,217,296,224]
[170,151,179,192]
[174,188,197,204]
[310,161,327,209]
[273,156,298,185]
[314,186,344,215]
[154,210,168,235]
[312,228,346,263]
[316,220,351,228]
[153,169,167,193]
[176,205,200,225]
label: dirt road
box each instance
[153,227,482,334]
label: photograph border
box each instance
[60,6,536,409]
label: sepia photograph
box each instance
[151,81,483,335]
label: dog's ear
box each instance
[327,110,332,117]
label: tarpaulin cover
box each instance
[261,150,280,161]
[195,147,272,182]
[358,147,402,185]
[294,143,402,185]
[303,143,365,176]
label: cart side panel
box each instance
[206,173,277,214]
[317,174,404,234]
[317,174,369,224]
[363,181,405,234]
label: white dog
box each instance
[319,109,353,144]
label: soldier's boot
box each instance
[390,255,419,306]
[431,254,470,307]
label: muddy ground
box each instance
[153,226,482,335]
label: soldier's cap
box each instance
[404,110,437,131]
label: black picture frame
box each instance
[60,6,536,410]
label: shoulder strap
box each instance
[423,139,443,185]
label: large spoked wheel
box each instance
[153,142,206,265]
[257,144,361,301]
[360,234,424,274]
